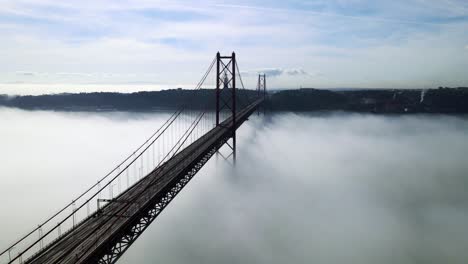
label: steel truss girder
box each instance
[86,103,258,263]
[87,140,226,264]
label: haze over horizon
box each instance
[1,0,468,95]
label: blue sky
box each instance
[0,0,467,94]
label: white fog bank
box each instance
[1,109,467,264]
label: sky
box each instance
[0,0,467,94]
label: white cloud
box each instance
[285,69,309,76]
[252,68,283,77]
[243,68,310,77]
[15,71,36,76]
[0,0,467,91]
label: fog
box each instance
[1,108,468,264]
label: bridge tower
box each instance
[257,74,267,115]
[216,52,237,163]
[257,73,266,99]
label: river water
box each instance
[1,108,468,264]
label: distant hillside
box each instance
[267,87,468,113]
[0,89,257,111]
[1,87,467,114]
[268,89,347,111]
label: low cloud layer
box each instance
[1,110,468,263]
[124,112,468,264]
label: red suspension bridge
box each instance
[0,52,267,264]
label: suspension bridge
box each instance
[0,52,267,264]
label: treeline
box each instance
[267,87,468,113]
[1,87,467,113]
[0,89,257,111]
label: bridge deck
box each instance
[24,99,262,264]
